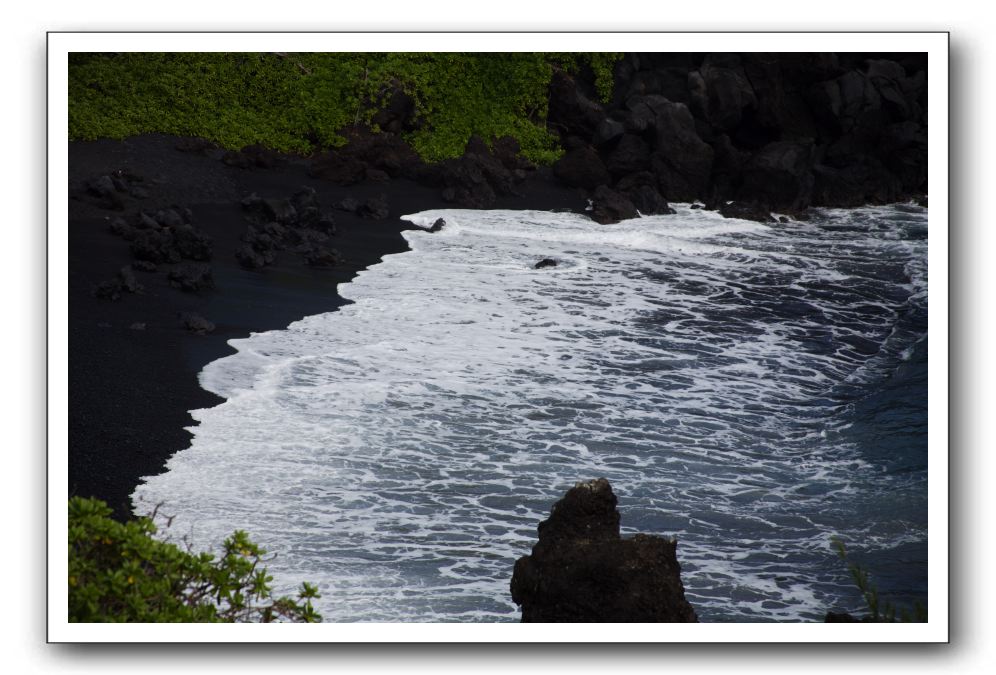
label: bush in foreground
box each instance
[68,497,321,622]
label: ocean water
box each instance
[132,203,928,622]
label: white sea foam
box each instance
[133,204,928,622]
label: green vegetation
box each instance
[831,537,927,623]
[68,52,622,164]
[68,496,321,622]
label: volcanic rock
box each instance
[357,194,390,220]
[235,243,270,270]
[649,99,714,202]
[108,217,135,240]
[605,134,651,179]
[593,118,626,147]
[167,262,214,292]
[241,193,298,225]
[130,229,180,264]
[85,175,124,210]
[131,260,158,273]
[510,478,698,622]
[135,212,159,230]
[178,312,215,335]
[547,69,606,139]
[589,185,638,224]
[739,140,815,210]
[553,145,611,190]
[718,201,776,223]
[173,224,213,261]
[370,84,417,134]
[93,279,123,301]
[154,208,186,228]
[301,244,343,268]
[627,184,675,216]
[335,197,360,213]
[118,265,144,294]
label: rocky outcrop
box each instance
[357,194,390,220]
[553,145,610,189]
[616,171,675,216]
[424,135,527,209]
[510,478,698,622]
[167,262,214,292]
[296,53,927,225]
[543,53,928,222]
[589,185,638,225]
[73,170,150,210]
[547,69,606,140]
[109,205,214,269]
[93,265,145,301]
[238,188,341,270]
[718,200,776,223]
[178,312,215,335]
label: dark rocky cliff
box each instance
[548,52,928,221]
[304,53,927,224]
[549,53,927,222]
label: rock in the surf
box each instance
[510,478,698,622]
[589,185,638,224]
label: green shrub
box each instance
[68,52,622,164]
[830,537,926,623]
[68,496,321,622]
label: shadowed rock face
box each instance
[544,53,928,222]
[510,478,698,623]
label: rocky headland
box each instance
[290,51,928,223]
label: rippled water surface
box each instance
[134,204,928,622]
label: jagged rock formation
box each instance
[510,478,698,622]
[302,53,927,225]
[237,188,340,270]
[546,53,928,221]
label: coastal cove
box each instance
[66,50,931,623]
[69,134,584,522]
[128,202,927,622]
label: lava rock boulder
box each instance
[589,185,638,225]
[510,478,698,622]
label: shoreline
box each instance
[68,133,585,520]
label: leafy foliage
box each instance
[547,52,620,102]
[68,496,321,623]
[831,537,927,623]
[68,52,621,164]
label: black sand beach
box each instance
[69,134,584,519]
[68,53,929,524]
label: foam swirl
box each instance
[134,204,928,622]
